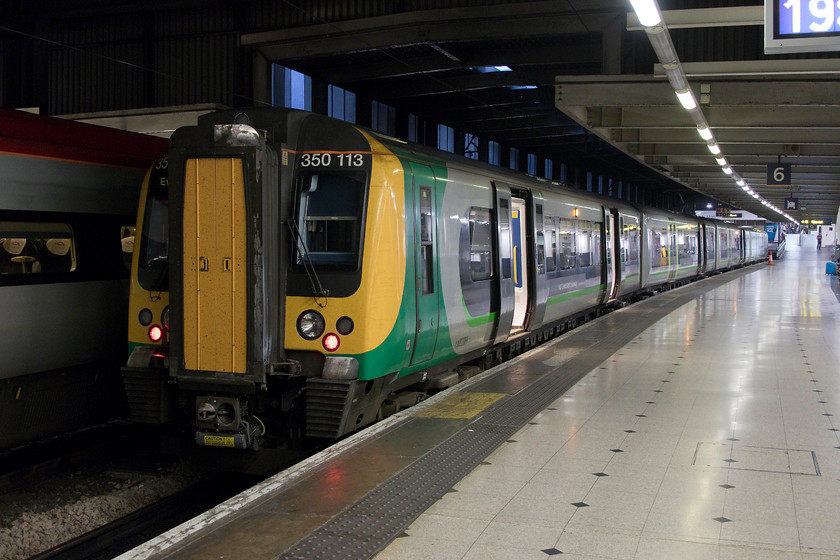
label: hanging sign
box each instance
[768,163,792,186]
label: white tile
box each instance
[493,495,578,527]
[462,543,555,560]
[425,490,511,521]
[372,536,472,560]
[719,520,801,548]
[405,513,489,543]
[473,520,562,550]
[634,537,721,559]
[642,511,723,541]
[555,526,641,559]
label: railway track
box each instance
[29,477,255,560]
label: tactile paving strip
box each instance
[276,269,758,560]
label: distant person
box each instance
[817,232,822,250]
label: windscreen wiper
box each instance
[287,219,328,307]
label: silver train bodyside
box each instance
[0,109,166,449]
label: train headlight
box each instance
[336,316,354,335]
[323,333,340,352]
[297,310,325,340]
[162,306,170,330]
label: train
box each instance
[121,108,767,451]
[0,108,167,450]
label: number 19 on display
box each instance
[780,0,840,34]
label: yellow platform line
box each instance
[416,392,506,419]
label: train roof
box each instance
[0,108,166,169]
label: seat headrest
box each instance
[2,238,28,255]
[46,238,71,256]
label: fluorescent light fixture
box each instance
[722,166,733,175]
[751,192,759,198]
[741,185,750,191]
[706,203,713,208]
[707,143,721,155]
[474,65,512,73]
[736,178,745,186]
[715,157,727,166]
[697,126,713,140]
[630,0,662,27]
[675,89,697,110]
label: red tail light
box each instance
[149,325,163,342]
[323,333,340,352]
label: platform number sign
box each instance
[765,0,840,53]
[779,0,839,34]
[767,163,792,186]
[785,198,799,210]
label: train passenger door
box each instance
[406,161,440,366]
[668,223,678,282]
[510,197,529,330]
[602,208,617,302]
[492,183,515,344]
[182,157,248,374]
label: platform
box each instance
[120,243,840,560]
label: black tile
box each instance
[542,548,563,555]
[507,439,518,443]
[624,430,637,433]
[727,438,740,441]
[654,390,663,393]
[719,484,735,489]
[714,517,732,523]
[723,459,738,463]
[636,414,647,418]
[646,401,656,404]
[610,449,624,453]
[571,502,589,508]
[593,472,609,477]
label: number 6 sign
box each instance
[767,163,792,186]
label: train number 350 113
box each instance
[299,152,366,167]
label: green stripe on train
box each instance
[547,284,605,305]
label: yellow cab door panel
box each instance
[183,158,247,373]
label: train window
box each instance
[536,205,545,274]
[468,207,494,281]
[558,218,576,270]
[498,198,512,279]
[297,172,365,267]
[0,222,76,275]
[137,183,169,291]
[577,220,594,267]
[121,226,135,270]
[420,186,434,294]
[546,215,557,272]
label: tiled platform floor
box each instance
[375,243,840,560]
